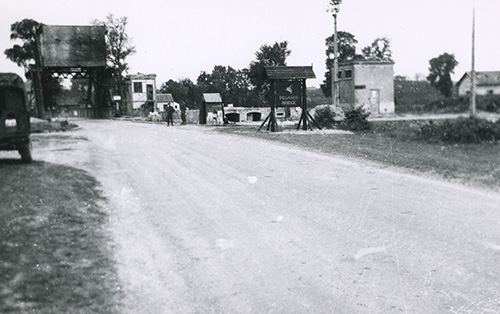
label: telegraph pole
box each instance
[470,0,477,117]
[332,14,339,107]
[329,0,342,107]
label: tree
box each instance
[4,19,41,68]
[159,78,202,109]
[5,18,63,115]
[362,37,393,61]
[195,66,260,107]
[427,53,458,97]
[321,31,362,97]
[325,31,358,62]
[248,41,291,104]
[92,14,136,113]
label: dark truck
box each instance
[0,73,32,163]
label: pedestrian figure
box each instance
[165,104,175,126]
[180,102,187,125]
[212,109,218,125]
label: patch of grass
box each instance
[0,161,121,313]
[218,121,500,189]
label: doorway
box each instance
[246,112,262,121]
[146,84,154,101]
[369,89,380,114]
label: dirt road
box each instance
[32,120,500,313]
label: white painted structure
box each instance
[456,71,500,96]
[156,93,180,112]
[126,73,157,110]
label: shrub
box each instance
[422,95,500,114]
[418,117,500,144]
[313,106,337,129]
[340,106,371,131]
[139,102,154,117]
[424,97,468,113]
[479,95,500,113]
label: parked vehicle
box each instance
[0,73,32,162]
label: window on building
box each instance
[337,71,343,79]
[133,82,143,93]
[345,70,353,79]
[488,90,494,95]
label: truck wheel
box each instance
[18,143,32,163]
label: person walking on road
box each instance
[180,102,187,125]
[165,104,175,126]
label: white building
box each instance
[156,93,180,112]
[456,71,500,96]
[126,73,157,113]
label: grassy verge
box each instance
[0,160,121,313]
[217,121,500,189]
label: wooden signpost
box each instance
[259,66,321,132]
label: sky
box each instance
[1,0,499,87]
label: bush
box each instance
[424,97,468,113]
[422,95,500,114]
[419,117,500,144]
[313,106,337,129]
[479,95,500,113]
[340,106,371,131]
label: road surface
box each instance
[33,120,500,313]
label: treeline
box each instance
[158,42,291,109]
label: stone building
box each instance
[456,71,500,96]
[338,60,395,115]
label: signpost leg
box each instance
[302,80,308,131]
[270,105,277,132]
[269,81,278,132]
[307,110,322,130]
[302,108,308,131]
[258,113,271,131]
[296,114,303,130]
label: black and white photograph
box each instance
[1,0,500,313]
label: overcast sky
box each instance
[1,0,499,87]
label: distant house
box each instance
[156,93,179,112]
[125,73,157,114]
[456,71,500,96]
[338,60,395,115]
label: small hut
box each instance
[200,93,224,125]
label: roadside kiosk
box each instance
[260,66,321,132]
[200,93,225,125]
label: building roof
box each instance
[39,25,107,68]
[457,71,500,87]
[339,60,395,66]
[157,93,174,102]
[203,93,223,103]
[265,66,316,80]
[126,73,157,80]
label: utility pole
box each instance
[470,0,477,117]
[329,0,342,107]
[332,13,339,107]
